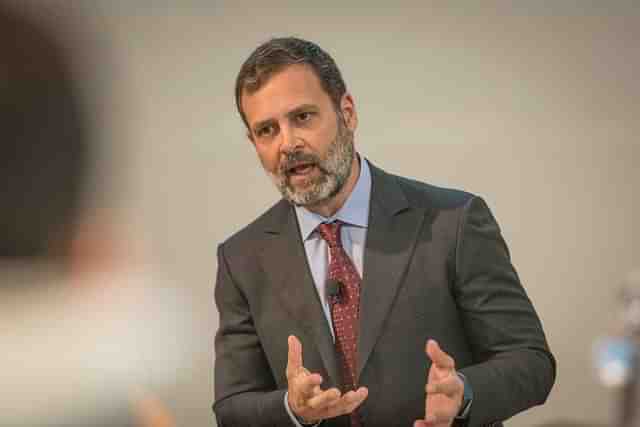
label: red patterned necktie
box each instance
[316,221,363,427]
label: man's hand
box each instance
[414,339,464,427]
[286,335,368,424]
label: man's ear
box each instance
[340,93,358,131]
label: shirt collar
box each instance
[294,156,372,241]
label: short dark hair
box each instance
[0,4,91,259]
[235,37,347,130]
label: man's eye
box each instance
[296,112,313,123]
[257,125,274,138]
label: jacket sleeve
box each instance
[454,197,556,426]
[213,243,296,427]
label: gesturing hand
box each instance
[414,340,464,427]
[286,335,368,424]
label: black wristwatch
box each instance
[455,372,474,420]
[295,413,321,426]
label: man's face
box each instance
[241,64,357,206]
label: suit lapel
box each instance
[259,201,340,386]
[357,165,427,380]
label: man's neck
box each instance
[303,156,360,218]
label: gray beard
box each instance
[267,119,355,207]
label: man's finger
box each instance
[286,335,304,379]
[425,407,455,424]
[294,372,324,398]
[414,417,438,427]
[426,374,463,396]
[319,387,368,418]
[306,387,341,410]
[425,339,455,370]
[341,387,369,414]
[414,412,447,427]
[311,384,322,396]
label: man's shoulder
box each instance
[219,198,290,252]
[373,164,475,212]
[396,174,473,209]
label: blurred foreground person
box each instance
[0,3,196,426]
[595,271,640,427]
[539,272,640,427]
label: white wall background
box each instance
[96,2,639,426]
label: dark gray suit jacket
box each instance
[213,163,555,427]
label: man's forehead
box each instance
[241,64,330,125]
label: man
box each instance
[0,2,196,425]
[214,37,555,427]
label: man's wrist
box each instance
[284,391,322,427]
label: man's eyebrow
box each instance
[286,104,318,118]
[252,104,319,132]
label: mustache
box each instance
[279,151,322,174]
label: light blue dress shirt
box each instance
[293,157,372,339]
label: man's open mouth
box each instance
[287,162,316,176]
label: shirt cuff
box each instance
[284,391,323,427]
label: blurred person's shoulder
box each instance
[0,265,197,427]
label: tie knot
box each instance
[316,221,343,248]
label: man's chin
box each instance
[284,181,342,208]
[283,185,323,207]
[284,175,317,196]
[284,190,317,207]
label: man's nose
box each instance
[279,124,302,153]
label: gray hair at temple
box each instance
[235,37,348,130]
[0,2,96,260]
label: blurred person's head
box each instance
[0,2,92,263]
[0,3,193,426]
